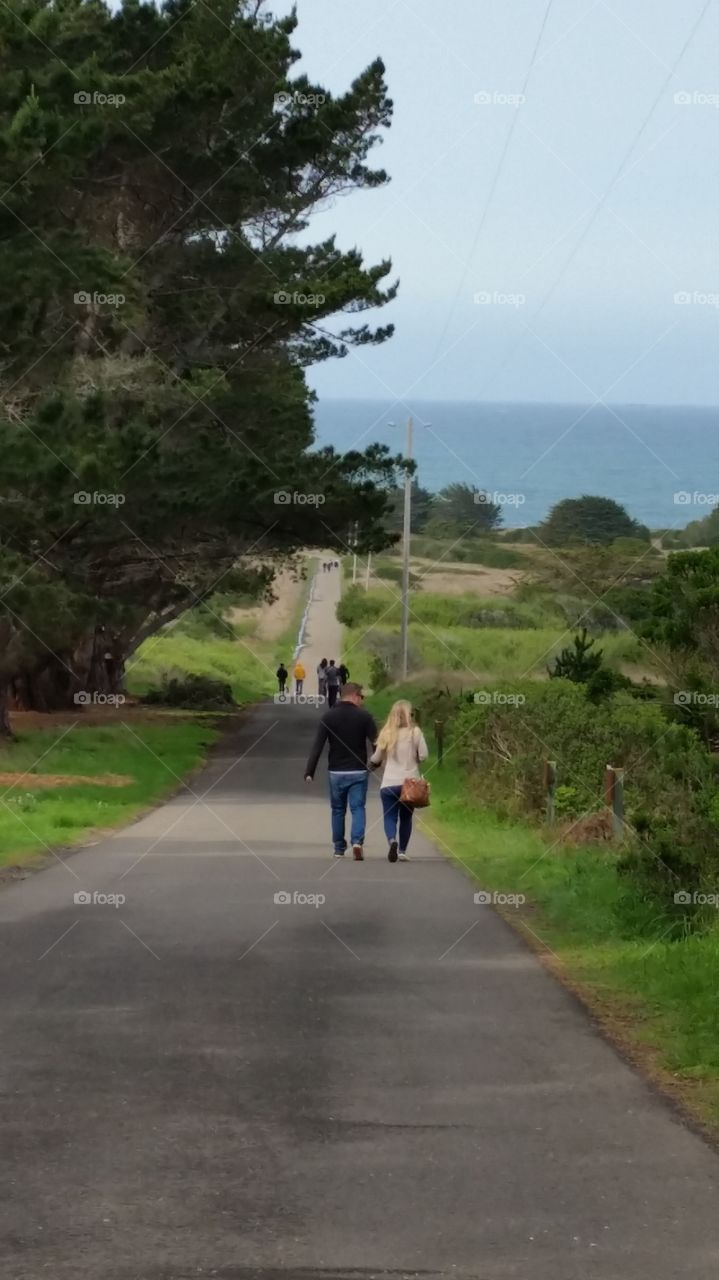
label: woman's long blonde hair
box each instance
[376,699,415,755]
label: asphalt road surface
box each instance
[1,567,718,1279]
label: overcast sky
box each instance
[274,0,719,405]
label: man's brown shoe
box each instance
[352,844,364,861]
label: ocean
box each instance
[311,399,719,529]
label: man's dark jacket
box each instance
[305,702,378,777]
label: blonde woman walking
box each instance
[371,700,429,862]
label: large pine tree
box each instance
[0,0,402,718]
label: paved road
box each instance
[1,569,719,1279]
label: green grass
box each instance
[126,564,317,704]
[347,620,642,685]
[0,719,216,868]
[410,535,525,568]
[275,556,318,660]
[126,632,276,703]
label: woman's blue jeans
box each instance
[380,785,414,852]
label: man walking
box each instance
[304,683,377,860]
[293,659,306,695]
[337,660,350,687]
[276,662,288,695]
[325,659,341,707]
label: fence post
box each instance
[435,719,444,766]
[544,760,557,824]
[605,765,625,840]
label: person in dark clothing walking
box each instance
[276,663,288,695]
[305,683,377,859]
[325,659,341,708]
[337,661,350,686]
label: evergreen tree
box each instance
[541,496,648,546]
[0,0,403,720]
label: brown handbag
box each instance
[399,775,430,808]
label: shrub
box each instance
[369,653,390,691]
[439,680,719,913]
[142,673,235,709]
[335,585,389,629]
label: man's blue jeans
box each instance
[328,771,368,852]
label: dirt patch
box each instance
[6,707,209,733]
[229,565,308,644]
[0,771,132,789]
[415,566,524,597]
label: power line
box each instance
[432,0,556,364]
[474,0,715,399]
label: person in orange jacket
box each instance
[293,660,306,695]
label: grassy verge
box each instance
[126,562,317,704]
[126,632,275,703]
[0,717,217,869]
[366,686,719,1131]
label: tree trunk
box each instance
[0,690,15,740]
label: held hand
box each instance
[305,775,313,784]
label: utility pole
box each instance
[365,551,372,590]
[388,416,430,682]
[400,417,413,681]
[350,521,358,584]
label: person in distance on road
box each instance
[325,659,341,707]
[337,661,350,687]
[276,662,288,695]
[305,682,377,860]
[293,659,306,695]
[317,657,328,700]
[371,700,429,862]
